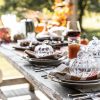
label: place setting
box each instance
[47,37,100,87]
[23,42,65,66]
[13,32,39,51]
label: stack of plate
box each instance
[24,50,62,66]
[48,74,100,86]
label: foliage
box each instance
[85,29,100,40]
[0,0,100,33]
[86,0,100,13]
[51,0,73,26]
[0,0,54,18]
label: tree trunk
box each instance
[67,0,78,21]
[71,0,78,21]
[78,0,87,31]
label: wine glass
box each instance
[66,21,81,43]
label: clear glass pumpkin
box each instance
[34,43,54,58]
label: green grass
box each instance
[84,29,100,40]
[82,14,100,40]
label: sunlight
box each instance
[8,95,31,100]
[0,83,29,91]
[0,0,4,6]
[35,90,50,100]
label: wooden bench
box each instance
[0,78,38,100]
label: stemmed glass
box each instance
[66,21,81,43]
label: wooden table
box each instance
[1,43,99,100]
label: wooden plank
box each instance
[0,78,28,87]
[3,88,30,97]
[1,88,39,100]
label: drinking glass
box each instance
[25,19,34,36]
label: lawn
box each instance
[0,54,23,80]
[82,13,100,40]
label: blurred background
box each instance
[0,0,100,40]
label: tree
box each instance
[78,0,100,31]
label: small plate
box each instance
[25,56,61,66]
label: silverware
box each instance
[73,95,91,100]
[68,93,86,97]
[68,92,100,100]
[34,68,54,72]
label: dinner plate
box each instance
[60,78,100,83]
[48,75,100,86]
[25,57,61,66]
[49,74,100,83]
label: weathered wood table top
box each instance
[1,43,100,100]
